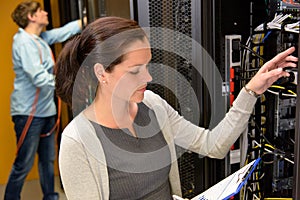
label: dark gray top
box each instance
[92,102,172,200]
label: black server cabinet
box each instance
[58,0,106,25]
[130,0,226,198]
[293,32,300,200]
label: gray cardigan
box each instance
[59,89,257,200]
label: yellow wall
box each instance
[0,0,61,185]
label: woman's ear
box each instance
[27,12,35,22]
[94,63,105,81]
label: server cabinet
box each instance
[130,0,227,198]
[58,0,129,25]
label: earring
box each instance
[102,80,106,84]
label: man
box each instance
[5,1,83,199]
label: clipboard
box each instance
[173,158,261,200]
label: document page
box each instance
[212,160,255,200]
[185,159,260,200]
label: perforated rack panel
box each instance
[130,0,205,198]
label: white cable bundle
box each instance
[254,13,299,33]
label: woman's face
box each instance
[104,38,153,103]
[31,7,49,27]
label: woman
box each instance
[5,1,83,200]
[55,16,297,200]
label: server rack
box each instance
[294,43,300,197]
[130,0,227,198]
[130,0,300,199]
[239,1,299,198]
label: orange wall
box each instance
[0,0,60,184]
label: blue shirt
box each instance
[10,20,81,117]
